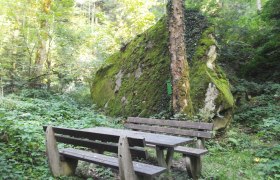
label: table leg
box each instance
[165,147,174,169]
[156,146,167,167]
[156,146,174,169]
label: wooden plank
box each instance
[118,136,138,180]
[45,126,77,176]
[127,117,214,130]
[43,126,145,147]
[55,135,147,159]
[60,148,167,177]
[84,127,193,147]
[174,146,208,156]
[156,146,166,167]
[146,144,208,156]
[186,156,202,180]
[165,147,174,169]
[45,126,63,176]
[124,124,212,138]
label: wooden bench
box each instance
[43,126,166,180]
[124,117,214,179]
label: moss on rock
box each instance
[190,27,234,129]
[91,9,234,129]
[91,18,171,117]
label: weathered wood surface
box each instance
[165,147,175,168]
[118,136,138,180]
[83,127,193,147]
[125,123,212,138]
[83,127,192,172]
[43,126,145,147]
[174,146,208,156]
[46,126,62,176]
[185,156,202,180]
[196,138,205,149]
[156,146,166,167]
[125,117,213,179]
[60,148,166,177]
[45,126,77,176]
[127,117,214,130]
[55,134,147,159]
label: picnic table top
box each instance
[83,127,193,148]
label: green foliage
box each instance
[0,0,165,92]
[0,90,117,179]
[66,86,93,107]
[203,127,261,179]
[187,0,280,83]
[203,125,280,179]
[230,79,280,178]
[204,150,260,179]
[234,80,280,127]
[255,144,280,178]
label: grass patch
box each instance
[203,150,260,179]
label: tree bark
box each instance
[32,0,52,87]
[167,0,193,115]
[256,0,262,11]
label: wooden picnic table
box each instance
[84,127,193,169]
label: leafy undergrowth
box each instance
[0,89,120,179]
[0,89,279,179]
[203,126,278,179]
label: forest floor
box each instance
[0,89,278,179]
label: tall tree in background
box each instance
[168,0,193,115]
[32,0,52,87]
[257,0,262,11]
[0,0,165,92]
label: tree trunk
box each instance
[256,0,262,11]
[167,0,193,115]
[32,0,52,88]
[0,77,4,97]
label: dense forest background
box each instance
[0,0,279,179]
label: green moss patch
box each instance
[91,18,171,117]
[91,9,234,121]
[190,27,234,125]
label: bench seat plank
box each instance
[146,144,208,157]
[174,146,208,156]
[60,148,166,177]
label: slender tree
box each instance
[32,0,52,87]
[167,0,193,115]
[257,0,262,11]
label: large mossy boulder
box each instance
[91,18,171,117]
[190,27,234,130]
[91,10,234,130]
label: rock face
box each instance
[91,18,171,117]
[91,9,234,130]
[190,27,234,130]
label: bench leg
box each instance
[59,156,78,176]
[185,155,201,180]
[138,175,153,180]
[118,136,138,180]
[156,146,174,169]
[46,126,78,176]
[196,138,205,149]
